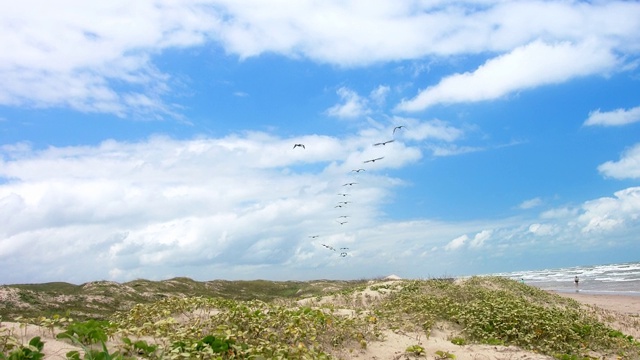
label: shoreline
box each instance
[552,290,640,316]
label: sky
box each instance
[1,0,640,285]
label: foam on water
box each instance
[491,261,640,296]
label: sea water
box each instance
[491,261,640,296]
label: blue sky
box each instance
[1,1,640,284]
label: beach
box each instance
[554,291,640,315]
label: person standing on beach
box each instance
[574,276,579,289]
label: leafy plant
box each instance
[435,349,456,359]
[0,337,45,360]
[57,320,111,345]
[405,344,425,355]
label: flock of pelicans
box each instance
[294,126,406,258]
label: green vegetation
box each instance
[1,276,639,359]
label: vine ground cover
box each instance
[1,277,638,359]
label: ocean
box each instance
[490,261,640,296]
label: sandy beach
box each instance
[553,291,640,315]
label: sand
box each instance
[553,291,640,315]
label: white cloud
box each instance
[445,234,468,251]
[1,133,639,283]
[579,187,640,233]
[3,1,639,117]
[326,87,371,119]
[396,40,618,111]
[0,1,217,117]
[469,230,492,248]
[370,85,390,106]
[528,223,556,236]
[585,106,640,127]
[598,144,640,179]
[518,197,542,210]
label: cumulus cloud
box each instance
[3,1,639,117]
[579,187,640,233]
[0,1,217,117]
[598,144,640,179]
[396,40,618,112]
[2,132,639,283]
[585,106,640,127]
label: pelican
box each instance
[337,193,350,196]
[335,205,343,208]
[309,235,320,238]
[293,143,305,149]
[393,126,406,134]
[364,157,384,163]
[338,201,350,205]
[338,215,349,218]
[373,140,394,146]
[340,252,348,257]
[342,182,358,186]
[337,220,348,225]
[351,169,365,173]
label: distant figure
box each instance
[293,143,305,149]
[520,278,525,284]
[574,276,579,291]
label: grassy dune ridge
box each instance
[1,276,639,359]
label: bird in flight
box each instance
[340,252,348,257]
[351,169,365,173]
[338,215,349,218]
[373,140,395,146]
[321,244,336,251]
[338,201,350,205]
[337,193,350,196]
[393,126,406,134]
[334,205,344,208]
[364,157,384,163]
[293,143,305,149]
[309,235,320,239]
[342,182,358,186]
[337,220,348,225]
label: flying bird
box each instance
[309,235,320,239]
[337,193,350,196]
[338,201,350,204]
[337,220,348,225]
[293,143,305,149]
[321,244,336,251]
[335,205,344,208]
[338,215,349,218]
[373,140,395,146]
[351,169,365,173]
[340,252,348,257]
[342,182,358,186]
[364,157,384,163]
[393,126,406,134]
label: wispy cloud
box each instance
[518,197,543,210]
[584,106,640,126]
[396,40,618,112]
